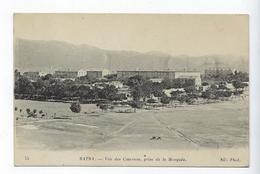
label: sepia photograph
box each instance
[13,14,249,166]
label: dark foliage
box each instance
[161,78,195,89]
[160,95,171,104]
[70,102,81,113]
[128,101,144,109]
[147,98,157,103]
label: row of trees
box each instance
[126,75,196,102]
[126,74,248,105]
[203,70,249,83]
[15,71,125,102]
[15,70,248,107]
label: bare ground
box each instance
[15,98,249,151]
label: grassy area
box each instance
[15,98,248,151]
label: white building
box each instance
[149,78,163,83]
[77,69,87,77]
[175,71,202,86]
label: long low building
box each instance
[117,70,201,86]
[54,71,78,79]
[23,71,40,81]
[77,69,112,79]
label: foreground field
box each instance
[15,98,249,151]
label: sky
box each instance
[14,14,248,57]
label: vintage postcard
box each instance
[14,14,249,166]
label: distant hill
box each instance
[14,39,249,73]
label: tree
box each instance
[41,74,53,81]
[141,81,163,98]
[232,80,246,89]
[184,86,196,94]
[14,76,35,94]
[104,74,117,81]
[111,93,127,101]
[45,81,66,99]
[151,83,164,97]
[97,85,118,100]
[97,103,109,111]
[96,100,113,111]
[126,75,146,87]
[216,90,232,97]
[170,90,184,101]
[32,79,45,95]
[70,102,81,113]
[26,108,30,114]
[74,85,93,100]
[160,94,171,104]
[128,100,144,110]
[232,80,246,96]
[202,82,209,86]
[147,98,157,103]
[161,78,195,89]
[25,108,36,117]
[176,95,188,104]
[131,86,144,101]
[201,88,218,100]
[14,69,21,81]
[141,81,154,98]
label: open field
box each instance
[15,98,249,151]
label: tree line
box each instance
[14,70,124,102]
[14,69,249,105]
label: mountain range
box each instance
[14,39,249,73]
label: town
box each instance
[14,68,249,116]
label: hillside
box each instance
[14,39,249,73]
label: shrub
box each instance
[128,101,144,109]
[99,104,109,111]
[25,108,36,118]
[147,98,157,103]
[177,95,188,104]
[184,86,196,94]
[39,110,43,114]
[202,82,209,86]
[26,108,30,114]
[70,102,81,113]
[160,95,171,104]
[232,80,245,89]
[233,90,243,96]
[216,90,232,97]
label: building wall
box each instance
[87,71,102,79]
[54,71,78,79]
[77,70,87,77]
[23,72,39,81]
[117,71,176,80]
[117,71,138,79]
[102,69,111,77]
[175,71,201,86]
